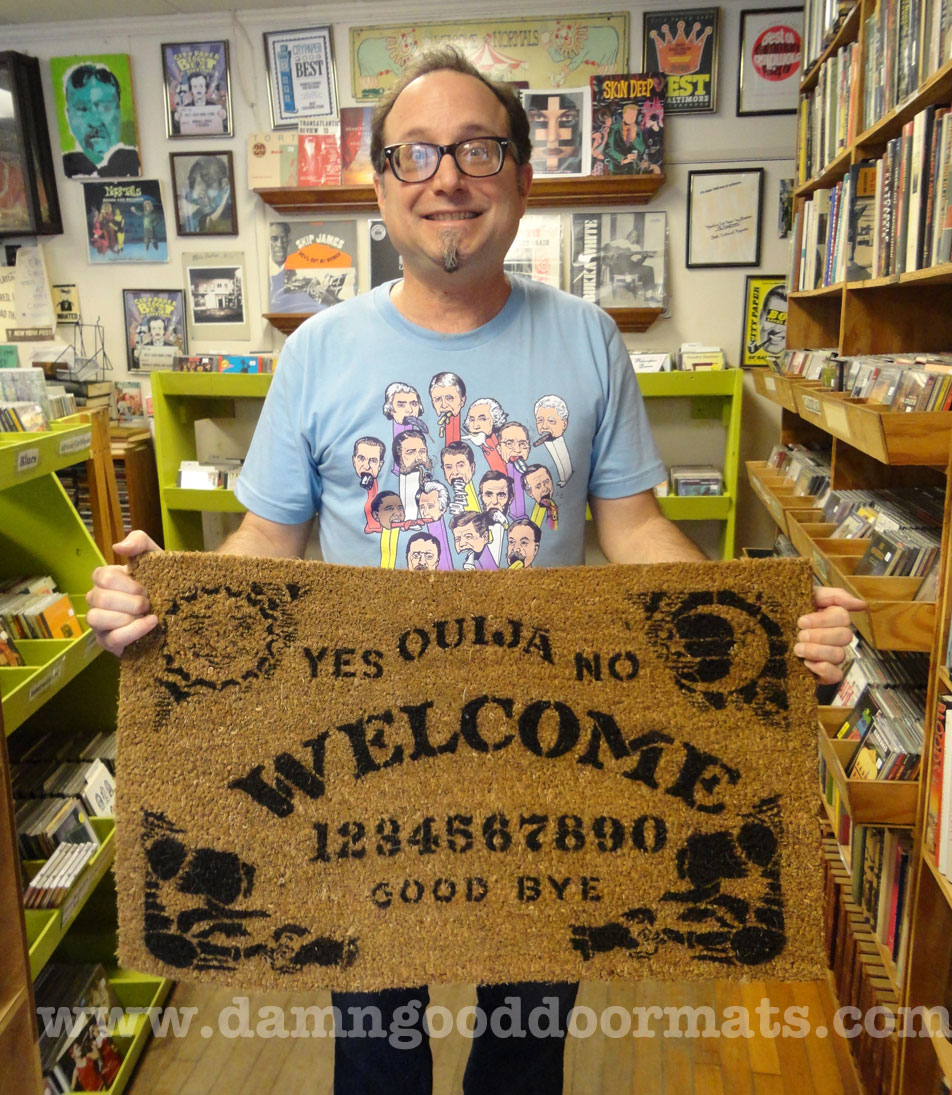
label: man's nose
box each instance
[432,149,464,188]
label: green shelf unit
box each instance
[0,423,93,490]
[151,372,273,550]
[635,369,743,560]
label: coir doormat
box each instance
[116,553,824,991]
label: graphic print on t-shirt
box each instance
[360,373,567,572]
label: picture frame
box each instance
[736,7,804,116]
[169,151,237,236]
[162,41,232,139]
[183,249,249,341]
[264,26,337,129]
[0,51,63,238]
[686,167,763,268]
[122,288,187,371]
[740,274,786,368]
[642,7,719,114]
[82,180,168,263]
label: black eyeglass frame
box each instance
[382,136,514,182]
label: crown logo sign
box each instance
[649,21,713,75]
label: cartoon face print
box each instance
[498,422,531,465]
[524,465,555,504]
[507,519,541,568]
[353,438,385,485]
[394,431,430,474]
[430,375,466,418]
[418,485,448,521]
[535,396,569,440]
[373,492,406,529]
[452,514,489,555]
[465,400,496,438]
[406,533,441,571]
[479,472,513,515]
[441,446,475,485]
[383,382,423,424]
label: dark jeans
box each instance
[333,981,579,1095]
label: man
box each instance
[182,156,232,233]
[391,428,432,519]
[522,463,559,531]
[416,481,453,570]
[449,511,497,570]
[463,396,507,473]
[63,63,140,178]
[370,490,408,569]
[175,72,228,135]
[440,440,479,514]
[87,47,861,1095]
[533,395,573,487]
[497,421,532,519]
[405,531,441,571]
[478,470,514,565]
[429,371,466,444]
[352,436,386,533]
[506,516,542,569]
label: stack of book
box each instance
[923,692,952,882]
[177,456,244,490]
[668,464,722,496]
[46,385,78,420]
[772,347,838,381]
[832,633,931,709]
[835,684,925,782]
[58,377,112,411]
[802,0,855,74]
[172,353,275,373]
[0,401,49,431]
[797,36,861,183]
[0,576,80,640]
[35,962,126,1094]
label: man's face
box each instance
[760,296,787,355]
[376,496,405,529]
[270,227,290,266]
[148,319,166,344]
[453,519,487,554]
[373,70,533,285]
[397,435,429,473]
[508,526,539,567]
[524,468,554,504]
[498,426,530,465]
[407,540,439,570]
[480,478,510,514]
[391,391,422,423]
[430,383,464,417]
[465,401,496,437]
[191,168,223,213]
[66,76,121,164]
[535,406,567,439]
[527,95,580,172]
[353,443,383,480]
[189,75,208,105]
[442,451,474,484]
[417,489,446,521]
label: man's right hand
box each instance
[85,530,162,656]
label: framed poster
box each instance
[642,8,719,114]
[169,151,237,236]
[162,41,232,138]
[686,168,763,268]
[741,274,786,368]
[264,26,337,128]
[82,180,168,262]
[736,8,803,116]
[0,51,62,238]
[49,54,141,178]
[183,250,248,340]
[519,87,591,177]
[570,211,667,307]
[122,288,186,371]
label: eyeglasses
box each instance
[383,137,513,183]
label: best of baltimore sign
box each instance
[116,554,824,991]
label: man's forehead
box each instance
[385,69,508,141]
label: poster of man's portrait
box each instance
[162,41,232,138]
[741,274,787,368]
[122,288,186,371]
[49,54,142,179]
[169,152,237,236]
[643,7,719,114]
[519,88,591,177]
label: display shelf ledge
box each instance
[0,423,93,490]
[656,494,732,521]
[151,373,272,398]
[163,486,248,513]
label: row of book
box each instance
[924,694,952,882]
[12,753,116,807]
[171,353,276,374]
[35,962,126,1093]
[832,632,931,709]
[861,0,952,132]
[765,441,832,498]
[834,684,926,781]
[821,834,904,1095]
[0,400,50,432]
[0,576,80,643]
[853,825,915,983]
[802,0,855,74]
[24,840,98,910]
[797,35,860,183]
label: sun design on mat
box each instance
[156,582,301,702]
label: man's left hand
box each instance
[794,586,867,685]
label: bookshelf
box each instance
[257,172,667,336]
[0,427,171,1095]
[754,5,952,1090]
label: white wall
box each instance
[5,0,794,553]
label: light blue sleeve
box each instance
[587,319,667,499]
[233,337,323,524]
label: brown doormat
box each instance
[116,553,824,991]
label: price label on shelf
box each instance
[802,395,822,416]
[58,431,92,456]
[27,660,63,701]
[764,376,776,391]
[812,549,831,585]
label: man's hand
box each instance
[795,586,866,685]
[85,531,162,656]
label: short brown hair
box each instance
[370,47,531,174]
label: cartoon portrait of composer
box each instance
[62,63,141,178]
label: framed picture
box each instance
[741,274,786,367]
[162,41,232,138]
[183,250,248,341]
[122,288,187,371]
[642,8,719,114]
[686,167,763,268]
[264,26,337,128]
[49,53,141,178]
[266,218,357,314]
[519,87,591,177]
[169,151,237,236]
[0,51,63,237]
[82,180,168,263]
[736,7,803,116]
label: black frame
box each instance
[0,51,62,238]
[168,150,238,236]
[642,7,720,115]
[686,167,764,269]
[736,7,803,117]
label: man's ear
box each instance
[516,162,533,202]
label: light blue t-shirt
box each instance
[236,277,665,571]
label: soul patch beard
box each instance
[439,228,462,273]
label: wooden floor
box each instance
[128,977,863,1095]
